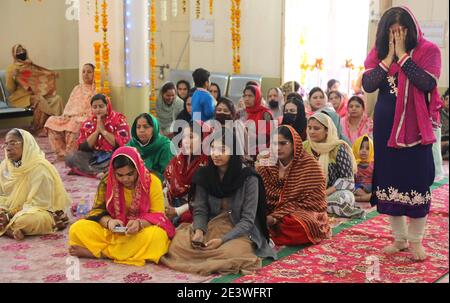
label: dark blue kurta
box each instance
[362,58,436,218]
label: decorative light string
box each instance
[124,0,150,88]
[161,0,168,21]
[172,0,178,17]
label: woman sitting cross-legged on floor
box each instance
[45,63,96,161]
[256,125,331,246]
[65,94,130,179]
[68,146,175,266]
[163,121,209,225]
[127,113,175,180]
[0,129,71,241]
[160,127,277,276]
[303,112,365,219]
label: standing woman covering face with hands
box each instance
[362,7,442,261]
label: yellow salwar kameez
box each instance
[69,172,171,266]
[0,129,71,237]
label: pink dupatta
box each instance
[364,6,442,148]
[341,96,373,144]
[105,146,175,238]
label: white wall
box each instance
[392,0,449,86]
[0,0,78,70]
[189,0,282,78]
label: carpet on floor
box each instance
[0,132,447,283]
[227,185,449,283]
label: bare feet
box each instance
[69,246,97,259]
[4,229,25,241]
[410,242,427,261]
[383,240,408,254]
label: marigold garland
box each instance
[209,0,213,15]
[93,42,102,93]
[195,0,201,19]
[182,0,187,14]
[94,0,99,32]
[299,34,308,86]
[312,58,324,71]
[231,0,241,74]
[149,0,158,115]
[101,0,110,96]
[345,59,355,70]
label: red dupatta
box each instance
[245,85,272,124]
[244,85,273,153]
[164,154,208,199]
[364,6,442,148]
[77,95,130,152]
[106,146,175,238]
[164,121,210,198]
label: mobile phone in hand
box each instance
[191,241,207,248]
[113,226,128,233]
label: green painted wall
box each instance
[261,77,282,96]
[108,86,150,125]
[55,68,80,106]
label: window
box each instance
[283,0,370,94]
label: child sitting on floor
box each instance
[352,135,374,202]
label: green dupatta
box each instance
[127,114,175,179]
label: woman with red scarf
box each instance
[68,146,175,266]
[65,94,130,178]
[163,121,209,225]
[242,85,273,157]
[362,7,442,261]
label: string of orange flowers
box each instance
[344,59,355,70]
[209,0,213,15]
[94,0,99,32]
[101,0,110,96]
[182,0,187,14]
[93,42,102,93]
[311,58,324,71]
[149,0,158,115]
[195,0,201,19]
[231,0,241,74]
